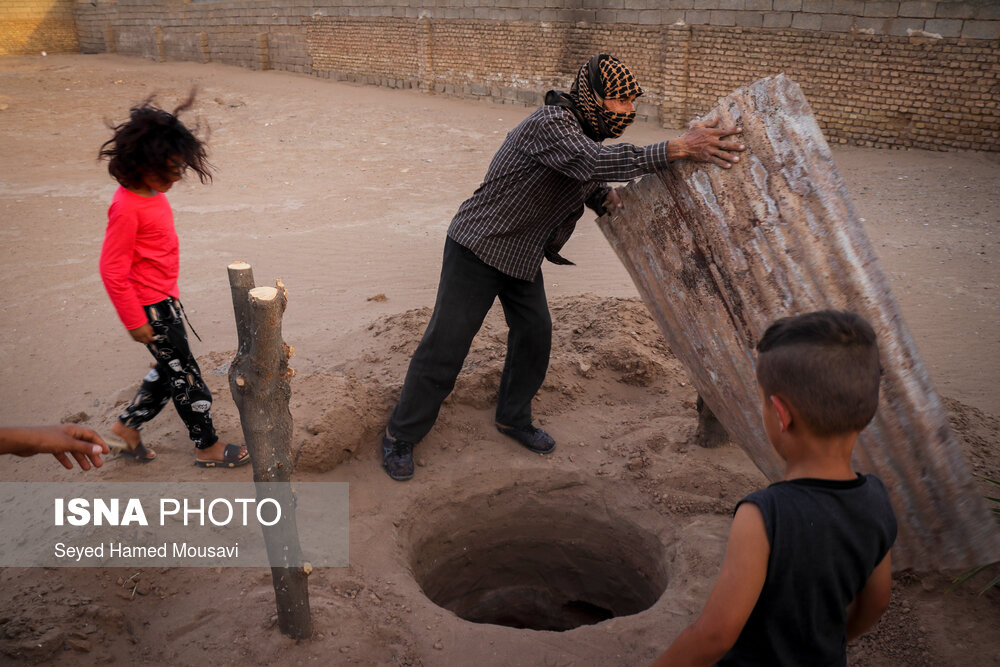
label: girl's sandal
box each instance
[107,434,157,463]
[195,443,250,469]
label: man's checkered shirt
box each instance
[447,105,672,282]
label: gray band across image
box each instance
[0,482,348,567]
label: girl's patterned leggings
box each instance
[118,298,218,450]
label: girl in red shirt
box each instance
[98,95,248,468]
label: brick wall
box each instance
[68,0,999,151]
[668,25,998,150]
[1,0,78,56]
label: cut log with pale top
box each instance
[596,74,999,571]
[227,262,311,638]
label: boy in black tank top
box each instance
[651,310,897,667]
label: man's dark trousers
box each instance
[388,236,552,443]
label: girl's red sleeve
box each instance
[99,200,147,330]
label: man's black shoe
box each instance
[381,434,415,481]
[495,423,556,454]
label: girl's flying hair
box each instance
[99,90,213,190]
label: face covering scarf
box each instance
[545,54,643,141]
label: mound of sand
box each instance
[293,295,690,473]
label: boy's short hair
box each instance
[756,310,881,436]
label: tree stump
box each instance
[227,262,311,638]
[596,74,1000,571]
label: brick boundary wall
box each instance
[0,0,79,56]
[67,0,1000,151]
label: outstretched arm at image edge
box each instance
[846,551,892,641]
[0,425,109,470]
[650,503,769,667]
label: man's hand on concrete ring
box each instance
[669,116,746,168]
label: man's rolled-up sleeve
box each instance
[591,140,671,182]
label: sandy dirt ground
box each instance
[0,54,997,666]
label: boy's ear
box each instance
[769,394,793,433]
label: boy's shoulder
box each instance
[741,473,897,544]
[749,473,889,501]
[742,473,895,525]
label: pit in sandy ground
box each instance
[407,475,670,632]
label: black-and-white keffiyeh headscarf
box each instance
[545,54,643,141]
